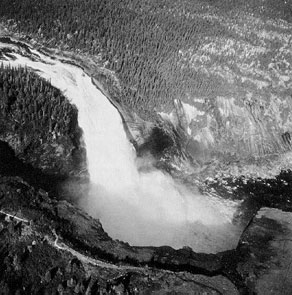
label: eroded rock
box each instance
[0,176,239,294]
[237,207,292,294]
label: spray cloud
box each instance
[3,52,241,253]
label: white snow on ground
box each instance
[181,102,205,124]
[158,111,178,126]
[1,45,241,253]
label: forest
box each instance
[0,0,229,119]
[0,63,78,147]
[0,0,289,119]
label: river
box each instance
[0,39,242,253]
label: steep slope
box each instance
[0,63,85,197]
[163,10,292,177]
[1,0,292,178]
[0,176,241,294]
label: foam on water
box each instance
[1,48,242,253]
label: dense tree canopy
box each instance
[1,0,290,119]
[0,0,225,118]
[0,63,78,144]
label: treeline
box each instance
[0,0,227,118]
[0,63,78,142]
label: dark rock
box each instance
[0,175,239,294]
[129,272,239,295]
[237,207,292,294]
[0,140,69,197]
[137,125,175,157]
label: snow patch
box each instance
[181,102,204,124]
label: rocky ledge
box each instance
[237,207,292,295]
[0,176,240,294]
[0,32,291,295]
[0,60,86,181]
[1,175,292,294]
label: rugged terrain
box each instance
[1,0,292,294]
[0,34,292,294]
[1,173,292,294]
[1,0,292,178]
[0,176,241,294]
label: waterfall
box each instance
[1,46,242,253]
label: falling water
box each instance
[1,46,242,253]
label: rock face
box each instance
[237,207,292,295]
[153,10,292,177]
[0,176,240,294]
[3,164,292,294]
[1,21,292,295]
[1,1,292,180]
[0,59,85,178]
[85,8,292,178]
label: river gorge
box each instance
[0,38,242,253]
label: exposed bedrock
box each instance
[0,46,86,180]
[237,207,292,295]
[2,175,292,294]
[1,32,292,294]
[2,4,292,180]
[127,11,292,178]
[0,176,242,294]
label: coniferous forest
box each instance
[1,1,292,294]
[0,0,224,118]
[0,64,78,143]
[1,0,289,119]
[0,63,82,178]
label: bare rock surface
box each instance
[237,207,292,294]
[0,176,240,294]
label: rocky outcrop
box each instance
[1,23,292,295]
[92,75,187,167]
[0,54,86,178]
[2,3,292,180]
[0,176,224,273]
[3,171,292,293]
[237,207,292,295]
[77,10,292,179]
[154,11,292,177]
[0,176,240,294]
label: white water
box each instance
[1,48,242,253]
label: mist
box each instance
[80,155,241,253]
[2,51,241,253]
